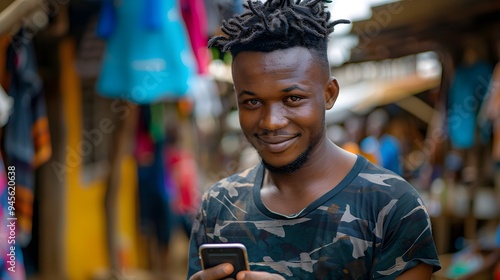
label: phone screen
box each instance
[199,243,249,278]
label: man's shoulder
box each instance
[219,164,260,185]
[356,158,416,195]
[198,164,261,216]
[203,164,261,196]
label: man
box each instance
[188,0,441,279]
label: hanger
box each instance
[0,0,43,37]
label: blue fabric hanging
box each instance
[142,0,163,31]
[448,61,493,149]
[96,0,116,38]
[96,0,196,104]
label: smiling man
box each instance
[187,0,441,279]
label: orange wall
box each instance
[60,38,145,280]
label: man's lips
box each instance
[255,134,298,153]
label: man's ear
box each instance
[324,78,339,110]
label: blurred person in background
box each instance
[360,108,403,176]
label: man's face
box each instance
[232,47,336,173]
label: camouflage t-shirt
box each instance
[188,156,441,279]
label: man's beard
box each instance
[255,116,326,175]
[262,145,312,174]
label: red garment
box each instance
[486,63,500,161]
[180,0,210,74]
[165,147,200,214]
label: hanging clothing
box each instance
[165,143,200,236]
[447,61,493,149]
[180,0,210,75]
[135,106,174,245]
[96,0,196,104]
[3,29,52,246]
[0,157,26,280]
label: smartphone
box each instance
[199,243,250,278]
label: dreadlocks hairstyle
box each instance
[208,0,350,61]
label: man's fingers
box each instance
[190,263,234,280]
[236,271,285,280]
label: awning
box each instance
[348,0,500,62]
[326,73,440,124]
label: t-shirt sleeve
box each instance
[371,190,441,279]
[187,192,210,278]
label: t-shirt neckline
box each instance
[253,155,367,219]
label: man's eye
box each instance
[244,99,260,106]
[287,96,301,102]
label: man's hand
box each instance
[236,271,286,280]
[189,264,286,280]
[189,263,234,280]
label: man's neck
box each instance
[260,141,357,215]
[265,140,347,187]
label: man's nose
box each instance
[259,103,288,131]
